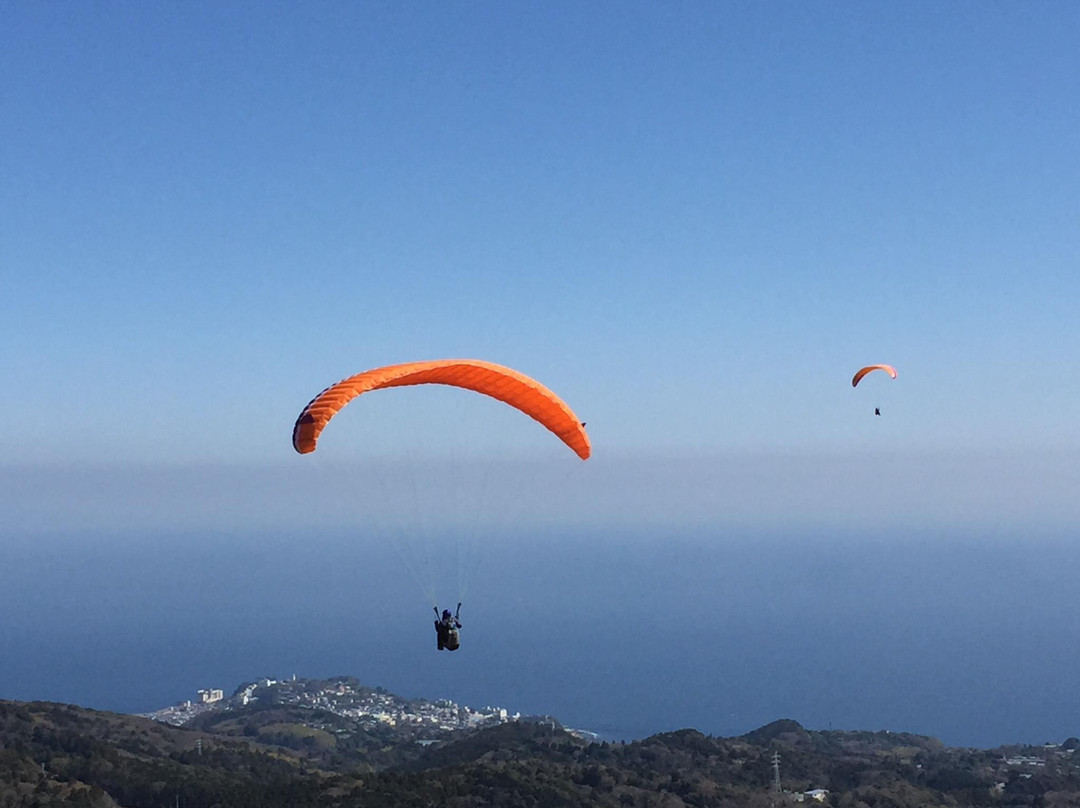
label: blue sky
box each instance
[2,2,1080,742]
[4,1,1079,467]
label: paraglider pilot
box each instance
[434,603,462,651]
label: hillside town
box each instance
[143,675,521,736]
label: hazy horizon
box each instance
[5,445,1080,535]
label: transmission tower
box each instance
[771,751,782,793]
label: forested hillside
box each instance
[2,699,1078,807]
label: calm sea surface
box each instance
[2,529,1077,747]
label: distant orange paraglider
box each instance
[851,364,898,388]
[292,359,591,459]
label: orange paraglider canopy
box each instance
[293,359,591,460]
[851,364,898,387]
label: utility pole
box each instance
[772,751,782,793]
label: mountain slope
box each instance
[3,689,1080,807]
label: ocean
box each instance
[2,528,1078,748]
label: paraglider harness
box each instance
[435,603,462,651]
